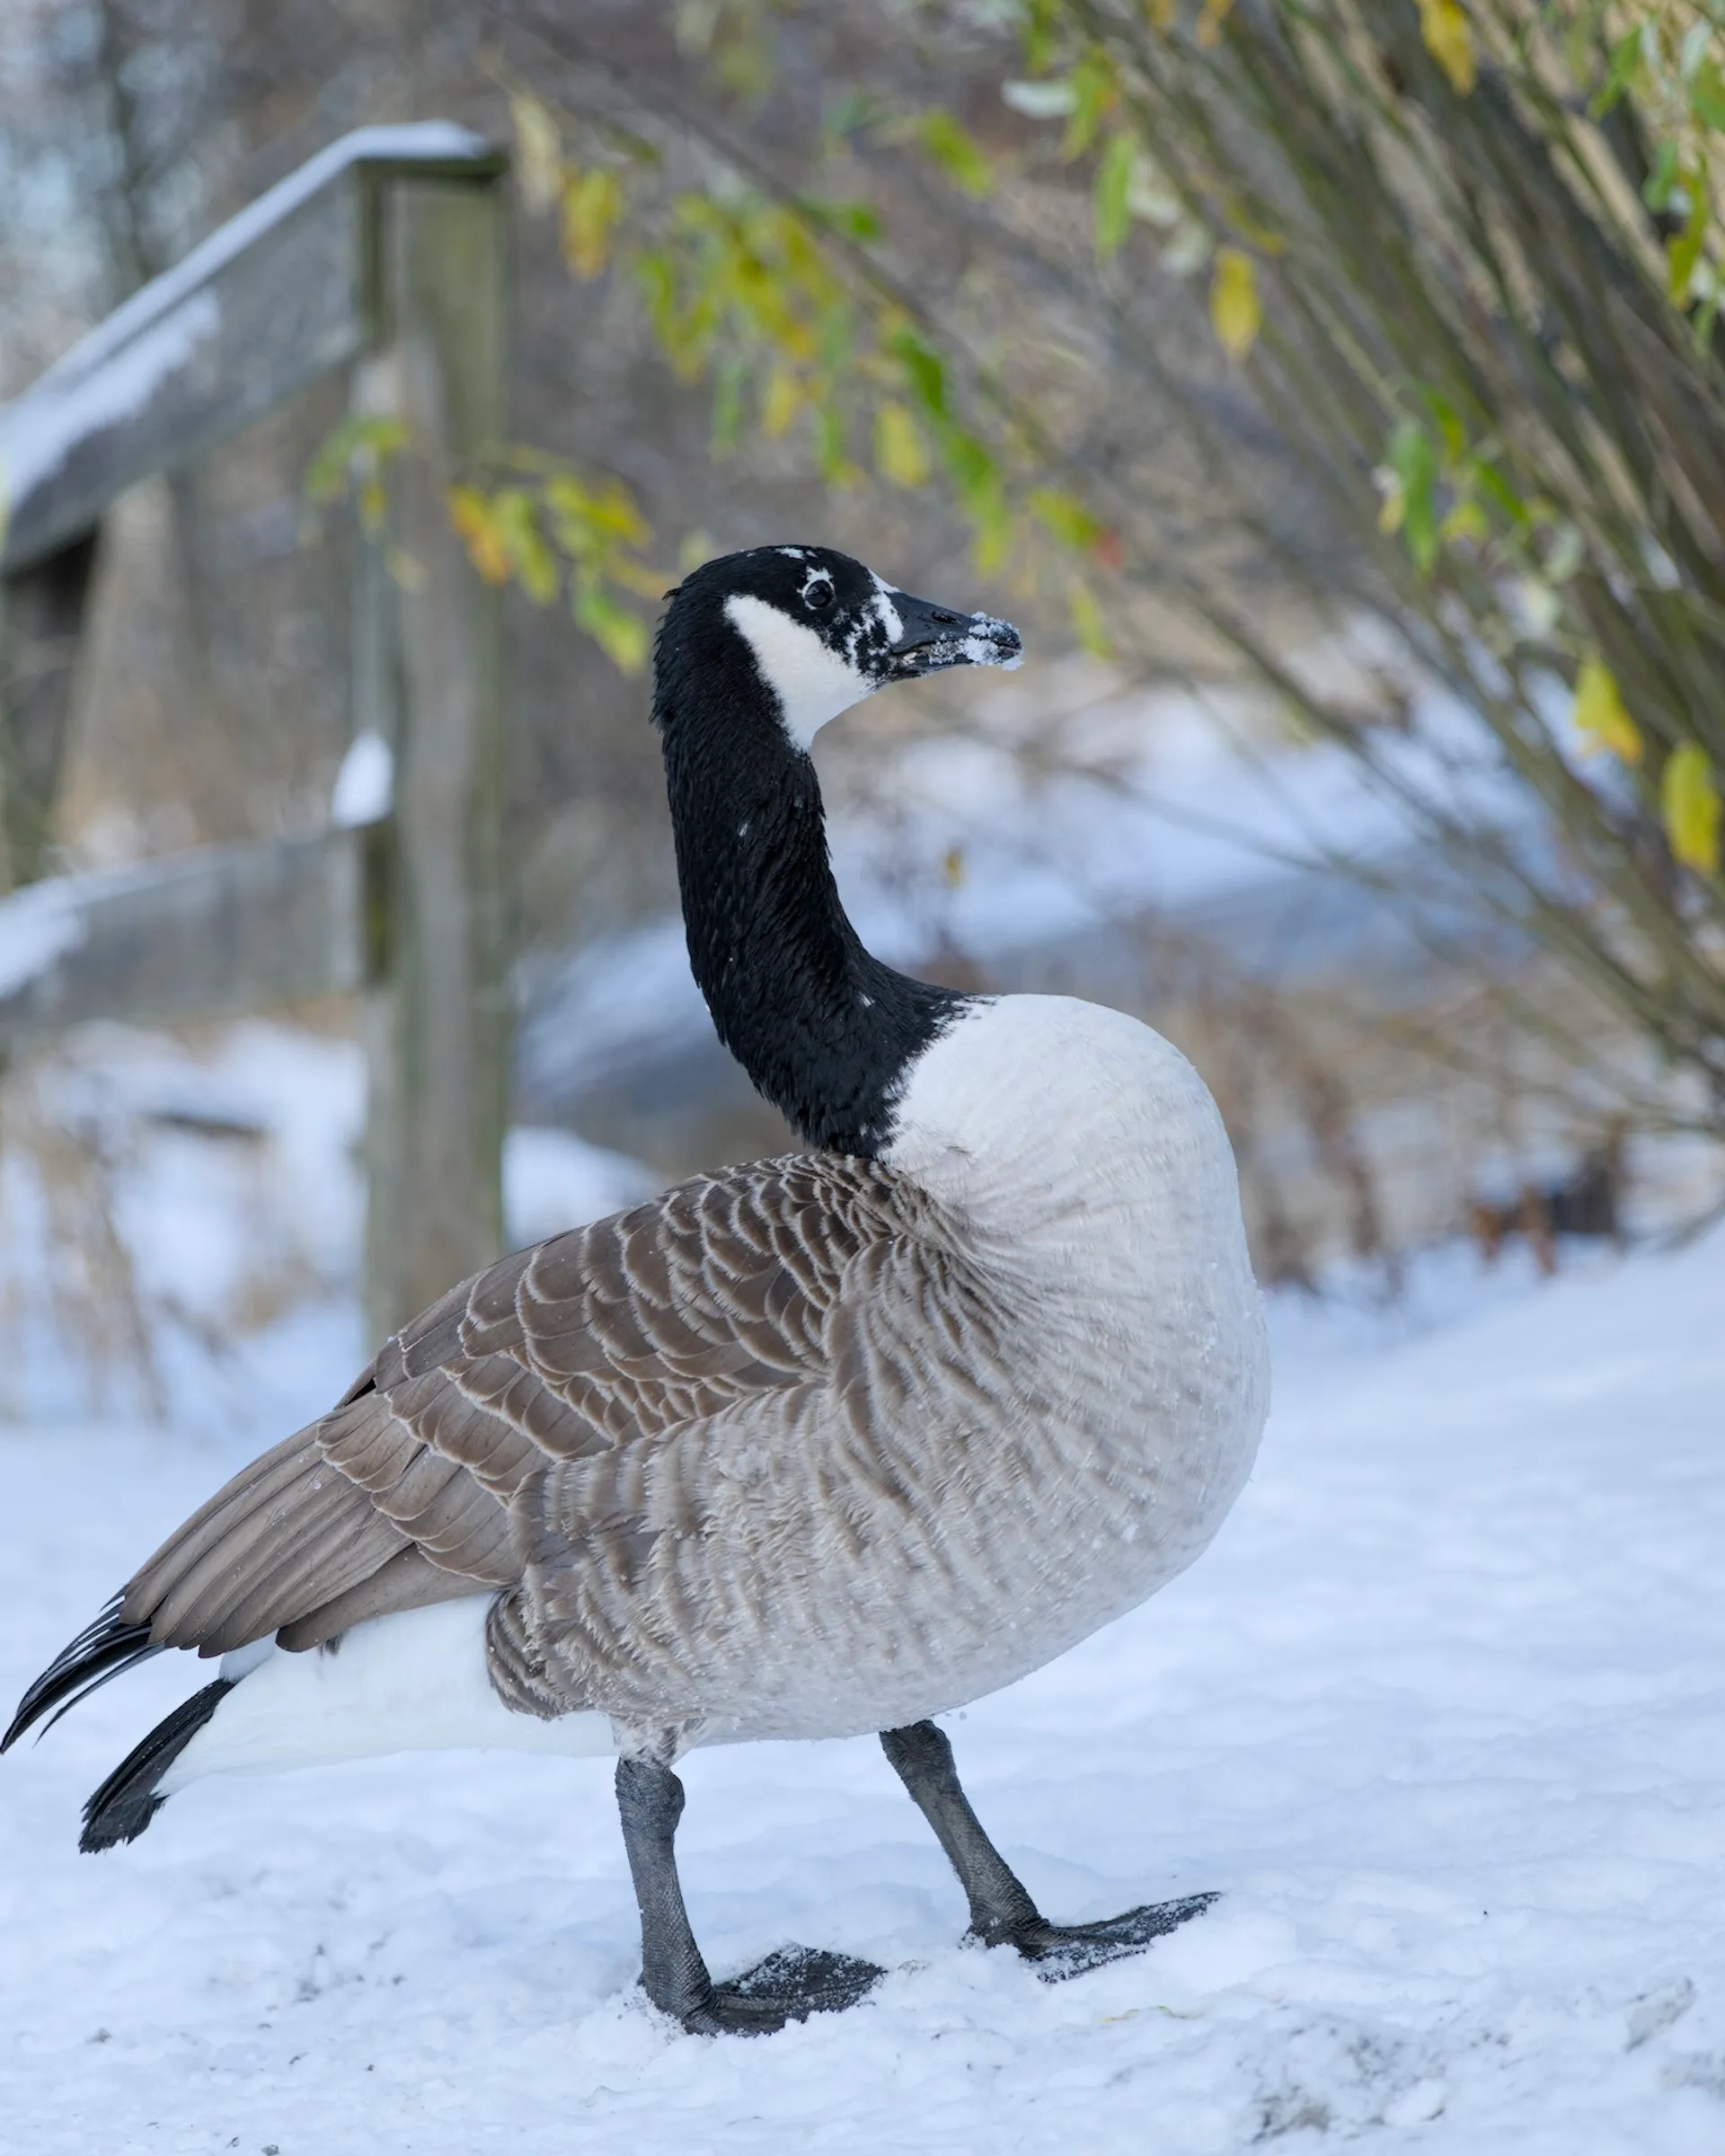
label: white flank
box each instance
[159,1597,614,1791]
[724,592,874,749]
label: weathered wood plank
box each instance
[0,126,503,577]
[0,826,376,1047]
[0,528,100,883]
[357,172,510,1344]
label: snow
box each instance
[502,1126,658,1248]
[330,731,394,828]
[0,124,489,535]
[4,1150,1725,2147]
[0,292,221,517]
[0,875,88,999]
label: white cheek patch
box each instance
[725,592,876,749]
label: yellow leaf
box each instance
[942,846,965,888]
[1195,0,1234,49]
[511,95,562,216]
[1418,0,1476,96]
[1210,247,1261,360]
[1662,742,1721,872]
[1572,657,1643,764]
[874,402,932,489]
[447,486,509,585]
[1142,0,1174,25]
[494,490,558,605]
[1440,497,1490,544]
[561,168,624,279]
[761,370,802,439]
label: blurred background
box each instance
[1,0,1722,1423]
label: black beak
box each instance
[885,591,1024,678]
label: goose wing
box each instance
[9,1155,912,1744]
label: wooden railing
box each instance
[0,125,512,1347]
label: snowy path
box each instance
[4,1233,1725,2153]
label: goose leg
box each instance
[879,1720,1216,1980]
[615,1754,882,2035]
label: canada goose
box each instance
[5,544,1269,2036]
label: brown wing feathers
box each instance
[8,1157,916,1746]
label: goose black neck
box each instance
[655,635,964,1158]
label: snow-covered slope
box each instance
[4,1228,1725,2153]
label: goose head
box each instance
[650,544,1023,1156]
[654,544,1022,753]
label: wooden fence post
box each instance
[0,530,101,887]
[357,169,511,1347]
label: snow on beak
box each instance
[884,592,1024,679]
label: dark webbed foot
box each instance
[880,1720,1219,1984]
[987,1892,1219,1981]
[681,1945,885,2035]
[615,1755,884,2039]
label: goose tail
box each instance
[79,1679,234,1851]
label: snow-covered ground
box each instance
[4,1186,1724,2150]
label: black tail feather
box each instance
[80,1679,233,1852]
[3,1593,161,1754]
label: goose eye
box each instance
[805,580,835,612]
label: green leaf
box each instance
[1094,133,1136,260]
[494,489,558,605]
[795,194,883,243]
[1692,57,1725,132]
[1029,486,1104,550]
[1387,417,1439,573]
[1668,182,1707,302]
[1062,50,1119,159]
[917,110,995,199]
[1471,458,1527,526]
[814,407,860,487]
[1589,26,1643,119]
[891,327,950,419]
[710,355,748,456]
[823,90,879,142]
[1644,137,1679,212]
[1422,390,1468,464]
[574,579,650,675]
